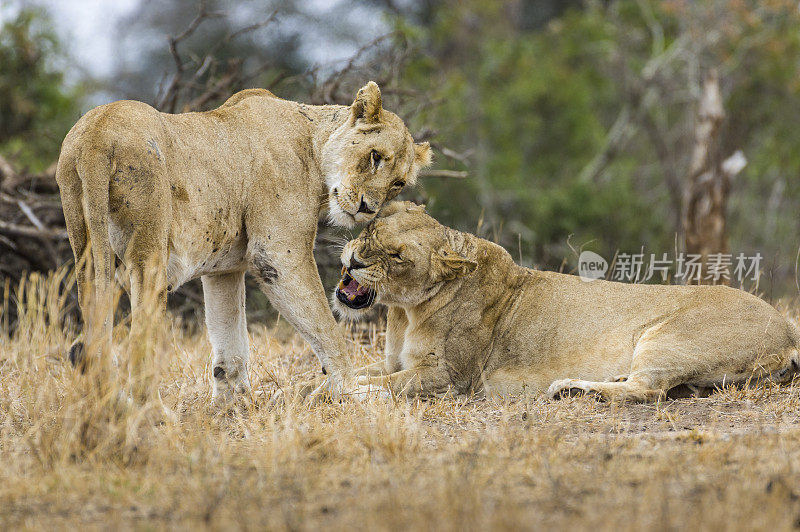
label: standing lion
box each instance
[56,82,431,401]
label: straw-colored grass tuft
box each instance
[2,271,800,529]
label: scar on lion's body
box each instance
[252,251,278,284]
[146,139,162,160]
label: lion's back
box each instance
[61,90,276,157]
[60,100,166,162]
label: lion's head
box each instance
[321,82,432,228]
[333,201,477,319]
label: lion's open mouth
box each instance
[335,267,376,310]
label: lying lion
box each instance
[332,202,800,402]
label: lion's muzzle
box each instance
[335,266,376,309]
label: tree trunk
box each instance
[682,70,745,285]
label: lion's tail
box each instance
[56,145,115,367]
[56,148,89,303]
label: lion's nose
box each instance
[349,256,367,270]
[357,198,375,214]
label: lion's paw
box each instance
[304,375,348,405]
[547,378,586,400]
[212,369,251,408]
[350,382,391,401]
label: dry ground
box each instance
[2,271,800,531]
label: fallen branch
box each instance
[419,170,468,179]
[15,198,46,231]
[0,154,20,189]
[0,219,67,240]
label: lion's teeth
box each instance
[338,281,345,290]
[341,266,346,275]
[347,294,356,301]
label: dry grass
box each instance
[2,271,800,530]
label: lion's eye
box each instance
[388,251,402,260]
[370,150,382,171]
[392,180,406,189]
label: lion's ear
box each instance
[414,142,432,169]
[351,81,382,124]
[406,141,432,186]
[431,246,477,282]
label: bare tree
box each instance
[154,1,281,113]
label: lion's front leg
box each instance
[353,307,407,379]
[357,366,453,398]
[249,240,353,395]
[384,306,408,373]
[355,359,390,377]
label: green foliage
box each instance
[396,1,667,265]
[4,0,800,294]
[0,8,82,171]
[393,0,800,291]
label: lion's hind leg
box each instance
[65,149,116,373]
[767,347,800,385]
[548,326,693,403]
[202,271,251,404]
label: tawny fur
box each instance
[335,202,800,402]
[55,82,432,401]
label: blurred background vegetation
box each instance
[2,0,800,321]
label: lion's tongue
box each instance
[340,276,369,298]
